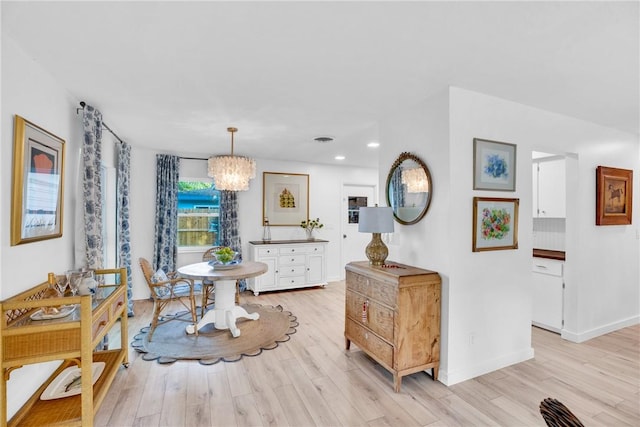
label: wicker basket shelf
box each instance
[1,268,129,427]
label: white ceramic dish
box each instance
[30,305,76,321]
[208,260,242,270]
[40,362,105,400]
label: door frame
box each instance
[339,182,378,279]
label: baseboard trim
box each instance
[437,346,534,386]
[561,315,640,343]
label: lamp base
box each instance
[365,233,389,266]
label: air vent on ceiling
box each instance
[313,136,334,143]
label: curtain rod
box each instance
[180,156,208,161]
[77,101,125,144]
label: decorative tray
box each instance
[40,362,105,400]
[208,260,242,270]
[30,305,76,321]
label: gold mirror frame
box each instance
[385,152,432,225]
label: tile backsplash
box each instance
[533,218,566,251]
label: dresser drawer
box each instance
[279,254,306,265]
[345,319,393,368]
[346,271,397,308]
[92,310,109,341]
[111,292,126,316]
[279,246,306,255]
[279,264,306,277]
[257,247,278,257]
[278,275,306,287]
[346,290,394,342]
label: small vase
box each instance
[305,228,314,240]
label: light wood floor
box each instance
[96,281,640,426]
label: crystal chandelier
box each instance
[207,127,256,191]
[401,168,429,193]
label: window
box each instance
[177,181,220,248]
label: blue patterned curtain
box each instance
[391,166,406,208]
[219,190,246,290]
[82,105,104,269]
[154,155,180,273]
[117,142,134,316]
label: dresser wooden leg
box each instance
[345,337,351,350]
[394,375,402,393]
[432,365,439,381]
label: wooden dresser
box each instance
[344,261,441,392]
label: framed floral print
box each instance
[11,115,65,245]
[473,138,516,191]
[263,172,309,226]
[472,197,519,252]
[596,166,632,225]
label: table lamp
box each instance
[358,206,394,266]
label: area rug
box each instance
[131,304,297,365]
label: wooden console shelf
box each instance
[344,261,441,392]
[0,268,129,427]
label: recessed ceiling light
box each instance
[313,136,334,143]
[335,155,345,160]
[367,142,380,148]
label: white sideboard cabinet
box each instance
[248,240,328,295]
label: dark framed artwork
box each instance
[473,138,517,191]
[11,115,65,245]
[263,172,309,226]
[596,166,633,225]
[472,197,519,252]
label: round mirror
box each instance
[385,152,432,225]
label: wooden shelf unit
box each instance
[0,268,129,427]
[344,261,441,392]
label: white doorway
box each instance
[340,184,377,279]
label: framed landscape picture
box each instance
[263,172,309,226]
[596,166,633,225]
[11,115,65,246]
[472,197,519,252]
[473,138,516,191]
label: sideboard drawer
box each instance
[345,319,393,368]
[111,292,126,317]
[258,247,278,257]
[278,254,306,266]
[346,271,397,308]
[278,275,306,287]
[345,290,394,342]
[279,265,306,277]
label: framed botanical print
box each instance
[473,138,517,191]
[263,172,309,226]
[596,166,633,225]
[472,197,519,252]
[11,115,65,245]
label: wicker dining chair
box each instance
[138,257,199,341]
[539,397,585,427]
[202,246,241,310]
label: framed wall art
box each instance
[596,166,633,225]
[473,138,516,191]
[263,172,309,226]
[472,197,519,252]
[11,115,65,245]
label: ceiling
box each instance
[2,1,638,168]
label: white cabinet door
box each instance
[255,257,277,292]
[307,254,324,283]
[536,159,566,217]
[532,258,563,332]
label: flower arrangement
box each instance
[300,218,324,232]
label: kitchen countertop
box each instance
[533,249,566,261]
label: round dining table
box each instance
[177,261,268,337]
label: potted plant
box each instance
[300,218,323,240]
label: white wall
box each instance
[127,148,378,301]
[379,86,639,386]
[1,36,83,418]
